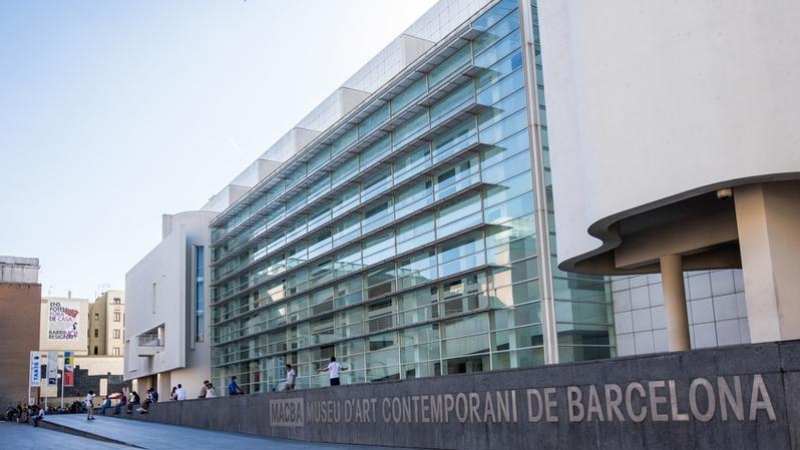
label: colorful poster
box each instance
[63,351,74,387]
[29,351,41,387]
[47,351,58,385]
[48,300,80,341]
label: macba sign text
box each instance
[269,374,775,427]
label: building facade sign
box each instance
[29,351,41,387]
[48,300,80,341]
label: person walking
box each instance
[318,356,346,386]
[284,364,297,391]
[85,391,95,420]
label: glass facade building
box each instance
[209,0,614,393]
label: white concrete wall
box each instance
[538,0,800,267]
[124,211,215,383]
[0,256,39,284]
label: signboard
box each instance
[48,300,80,341]
[47,351,58,385]
[63,351,74,387]
[29,351,41,387]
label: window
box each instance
[94,329,99,338]
[113,297,121,304]
[113,312,121,322]
[113,329,121,339]
[112,347,120,356]
[196,246,206,342]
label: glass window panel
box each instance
[307,147,330,174]
[429,45,471,88]
[472,0,516,32]
[395,179,433,219]
[359,103,389,137]
[436,194,482,237]
[477,50,523,92]
[308,230,333,259]
[335,245,363,275]
[474,9,519,56]
[310,286,334,315]
[331,127,357,156]
[479,108,527,146]
[484,193,534,225]
[478,89,526,130]
[307,203,331,231]
[396,212,434,244]
[285,166,306,189]
[285,242,307,268]
[474,28,521,70]
[393,143,431,183]
[333,213,361,247]
[361,136,391,168]
[476,70,524,106]
[362,198,393,234]
[397,249,437,289]
[391,77,426,114]
[285,216,307,242]
[363,231,396,266]
[361,167,392,202]
[332,185,359,216]
[431,120,477,163]
[434,156,479,200]
[332,157,358,187]
[483,172,532,208]
[334,276,363,308]
[430,83,474,125]
[308,175,331,202]
[309,259,335,288]
[286,192,307,215]
[393,110,429,149]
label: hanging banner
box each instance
[29,351,41,387]
[47,300,81,341]
[63,351,74,387]
[47,351,58,385]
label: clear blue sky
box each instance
[0,0,437,300]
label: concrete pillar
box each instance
[734,182,800,342]
[660,254,690,351]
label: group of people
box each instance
[5,402,44,426]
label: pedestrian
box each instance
[175,384,186,401]
[227,376,244,395]
[198,380,209,398]
[284,364,296,390]
[85,390,95,420]
[170,386,177,401]
[318,356,346,386]
[206,382,217,398]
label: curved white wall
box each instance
[539,0,800,266]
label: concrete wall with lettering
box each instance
[128,341,800,450]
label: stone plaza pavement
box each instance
[1,414,424,450]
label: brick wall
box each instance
[0,283,42,407]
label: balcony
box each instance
[137,331,164,357]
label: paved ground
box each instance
[1,414,423,450]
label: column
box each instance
[660,254,690,351]
[735,182,800,342]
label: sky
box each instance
[0,0,438,301]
